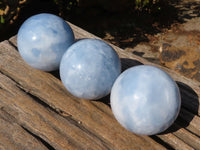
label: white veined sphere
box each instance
[17,13,75,71]
[60,39,121,100]
[111,65,181,135]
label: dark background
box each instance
[0,0,178,48]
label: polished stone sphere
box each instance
[110,65,181,135]
[17,13,75,71]
[60,39,121,100]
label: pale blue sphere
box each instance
[111,65,181,135]
[60,39,121,100]
[17,13,75,71]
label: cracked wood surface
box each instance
[0,22,200,149]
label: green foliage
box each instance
[0,0,29,26]
[135,0,150,9]
[134,0,167,13]
[53,0,167,18]
[1,15,5,23]
[54,0,78,18]
[0,1,6,25]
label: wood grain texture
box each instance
[0,22,199,149]
[0,42,164,149]
[0,113,48,150]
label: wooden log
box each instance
[0,22,199,149]
[157,133,194,150]
[0,113,48,150]
[178,108,200,137]
[9,23,200,116]
[0,72,116,149]
[172,123,200,150]
[0,41,165,149]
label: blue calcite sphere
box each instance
[60,39,121,100]
[110,65,181,135]
[17,13,75,71]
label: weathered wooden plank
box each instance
[0,72,114,150]
[0,41,165,149]
[9,24,200,123]
[9,23,200,117]
[0,111,48,150]
[172,123,200,150]
[178,108,200,137]
[2,22,200,149]
[157,133,194,150]
[10,22,200,110]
